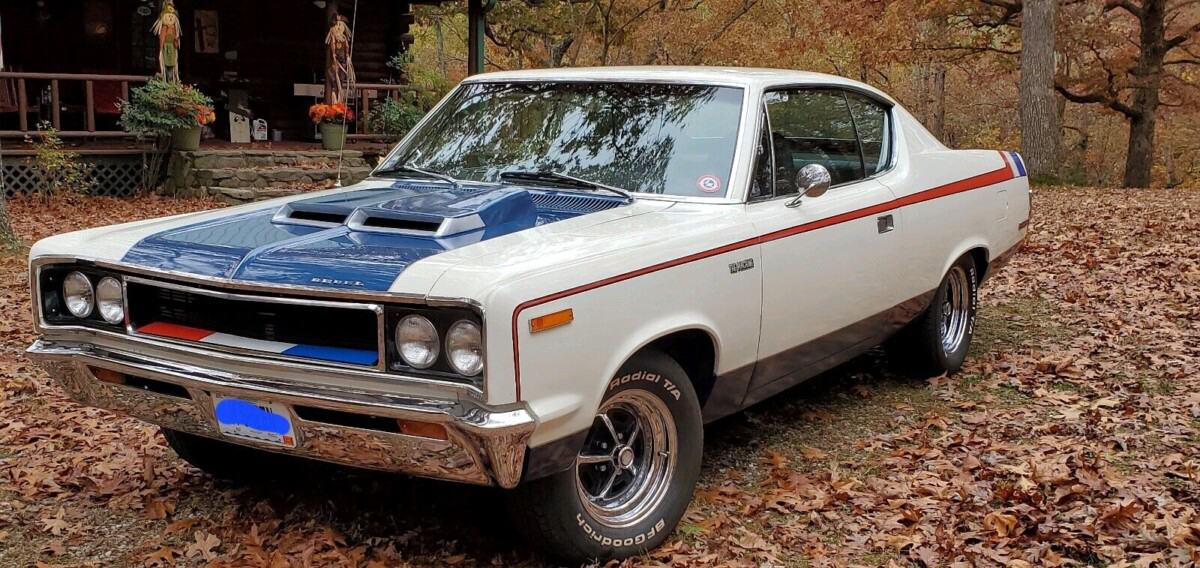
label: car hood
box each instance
[117,179,655,292]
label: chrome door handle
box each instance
[877,215,894,234]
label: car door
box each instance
[745,87,901,397]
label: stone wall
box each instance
[161,149,376,203]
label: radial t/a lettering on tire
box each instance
[888,253,979,376]
[507,349,703,564]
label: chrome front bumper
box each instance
[27,339,536,488]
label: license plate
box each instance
[213,395,297,448]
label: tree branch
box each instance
[1055,83,1140,118]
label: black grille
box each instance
[126,282,378,354]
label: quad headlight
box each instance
[388,310,484,379]
[62,271,95,318]
[445,320,483,376]
[396,314,440,369]
[95,277,125,324]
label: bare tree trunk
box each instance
[435,18,447,76]
[930,67,947,141]
[1123,0,1168,189]
[1019,0,1060,178]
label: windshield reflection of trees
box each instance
[394,83,739,194]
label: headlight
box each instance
[95,277,124,324]
[445,320,483,376]
[396,315,439,369]
[62,271,94,318]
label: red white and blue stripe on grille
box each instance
[137,322,378,366]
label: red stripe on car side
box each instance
[508,164,1015,399]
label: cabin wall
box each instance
[0,0,413,140]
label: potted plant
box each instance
[119,78,215,151]
[309,103,354,150]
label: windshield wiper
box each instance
[500,170,634,203]
[376,163,462,190]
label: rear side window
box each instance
[764,89,862,189]
[845,92,891,176]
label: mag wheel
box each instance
[939,264,973,355]
[887,253,979,377]
[507,349,702,564]
[575,389,677,529]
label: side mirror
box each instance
[785,164,832,208]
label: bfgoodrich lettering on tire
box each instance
[506,349,703,564]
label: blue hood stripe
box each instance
[119,182,625,291]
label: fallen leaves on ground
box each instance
[0,187,1198,566]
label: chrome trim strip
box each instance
[28,339,535,487]
[31,255,435,306]
[39,326,484,397]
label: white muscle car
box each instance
[27,67,1029,562]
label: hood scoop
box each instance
[273,202,351,227]
[274,186,540,239]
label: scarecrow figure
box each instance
[152,0,182,82]
[325,14,355,104]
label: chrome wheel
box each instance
[575,389,676,529]
[940,265,972,354]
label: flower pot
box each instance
[171,127,201,151]
[320,123,347,151]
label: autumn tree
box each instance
[1056,0,1200,187]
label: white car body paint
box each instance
[30,67,1029,456]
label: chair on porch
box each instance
[0,74,19,115]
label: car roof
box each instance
[462,66,895,104]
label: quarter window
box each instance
[845,92,891,176]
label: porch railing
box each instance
[0,72,151,138]
[349,82,423,141]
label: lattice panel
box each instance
[2,158,154,198]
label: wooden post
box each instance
[361,90,370,134]
[467,0,484,75]
[16,79,26,131]
[85,80,96,132]
[51,80,60,130]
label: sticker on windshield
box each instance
[697,175,722,193]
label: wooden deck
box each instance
[0,138,394,157]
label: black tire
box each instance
[161,428,301,481]
[506,349,703,564]
[887,253,979,377]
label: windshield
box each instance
[378,82,745,198]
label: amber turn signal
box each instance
[90,367,126,385]
[530,308,574,333]
[397,419,448,440]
